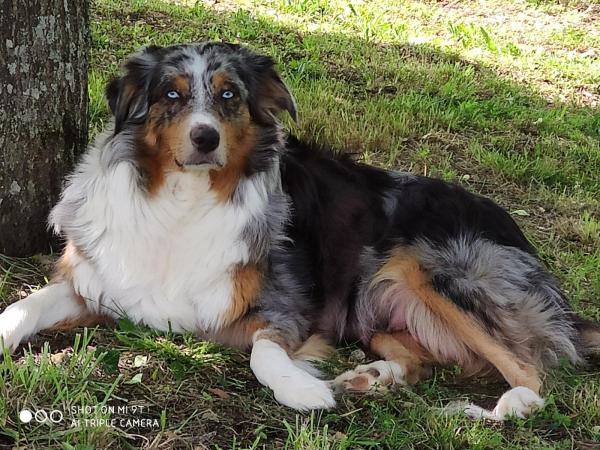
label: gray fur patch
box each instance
[380,171,415,218]
[353,246,388,343]
[412,235,581,368]
[257,244,313,344]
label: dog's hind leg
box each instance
[333,331,432,392]
[348,251,545,420]
[392,254,545,420]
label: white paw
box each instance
[462,387,544,422]
[0,303,33,352]
[250,338,336,411]
[333,360,407,392]
[493,387,544,420]
[271,368,336,411]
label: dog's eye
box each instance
[166,90,180,100]
[221,90,234,100]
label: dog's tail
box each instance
[575,318,600,360]
[292,334,335,377]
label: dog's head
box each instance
[106,43,296,193]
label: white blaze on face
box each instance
[174,54,229,168]
[181,111,227,167]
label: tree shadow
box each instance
[92,0,599,201]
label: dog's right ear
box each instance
[105,45,163,134]
[106,76,122,118]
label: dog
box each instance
[1,42,598,418]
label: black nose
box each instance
[190,125,220,153]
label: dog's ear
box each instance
[106,45,163,134]
[244,52,297,125]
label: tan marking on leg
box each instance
[333,332,432,394]
[48,313,116,331]
[389,253,541,393]
[293,334,335,361]
[209,315,267,351]
[371,332,432,385]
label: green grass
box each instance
[1,0,599,447]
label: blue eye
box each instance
[166,90,180,100]
[222,90,234,99]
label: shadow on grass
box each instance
[92,0,600,198]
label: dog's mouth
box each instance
[175,152,223,169]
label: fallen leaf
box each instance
[126,373,143,384]
[207,387,230,400]
[133,355,148,368]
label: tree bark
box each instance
[0,0,88,256]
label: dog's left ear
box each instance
[244,53,297,125]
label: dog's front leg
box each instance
[250,329,336,411]
[0,281,88,352]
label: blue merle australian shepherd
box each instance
[1,43,598,419]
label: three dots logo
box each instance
[19,408,63,424]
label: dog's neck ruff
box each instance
[49,127,285,333]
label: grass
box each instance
[1,0,600,448]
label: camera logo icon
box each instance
[19,409,63,424]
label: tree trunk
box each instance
[0,0,88,256]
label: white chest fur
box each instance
[50,134,266,333]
